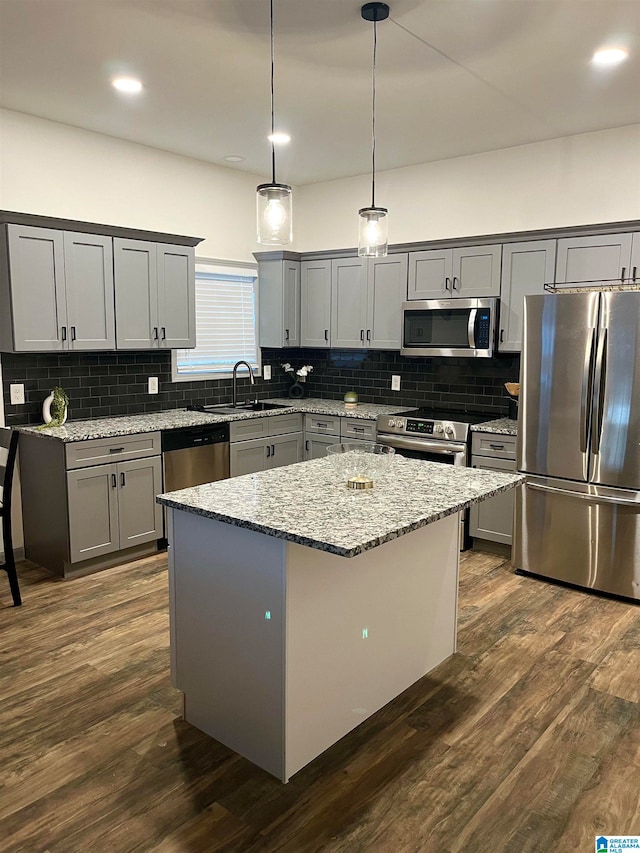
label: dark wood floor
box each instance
[1,550,639,853]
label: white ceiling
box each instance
[1,0,639,185]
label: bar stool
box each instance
[0,429,22,606]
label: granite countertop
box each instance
[15,398,411,443]
[157,455,525,558]
[471,417,518,436]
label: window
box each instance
[172,260,259,381]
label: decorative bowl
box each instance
[326,442,395,489]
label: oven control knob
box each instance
[434,424,444,435]
[388,419,396,428]
[444,426,455,438]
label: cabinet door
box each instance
[367,254,406,349]
[331,258,367,348]
[117,456,163,549]
[268,433,303,469]
[453,244,501,297]
[628,232,640,284]
[407,249,452,300]
[555,234,633,287]
[304,434,336,461]
[469,455,516,545]
[114,238,159,349]
[63,233,116,351]
[230,438,268,477]
[301,260,331,347]
[157,244,196,348]
[283,261,301,347]
[67,464,119,563]
[7,225,67,351]
[499,240,556,352]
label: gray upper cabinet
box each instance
[555,233,633,287]
[258,258,300,348]
[3,225,115,352]
[499,240,556,352]
[367,254,406,349]
[331,258,368,348]
[408,245,501,299]
[114,239,195,350]
[63,232,115,350]
[631,233,640,284]
[300,260,331,347]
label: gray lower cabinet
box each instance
[499,240,556,352]
[20,431,162,576]
[469,433,517,546]
[230,414,304,477]
[114,239,195,349]
[258,257,300,348]
[555,233,634,287]
[408,245,501,300]
[304,434,336,460]
[1,225,115,352]
[302,414,377,460]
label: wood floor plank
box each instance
[1,549,639,852]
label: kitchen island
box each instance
[157,455,524,782]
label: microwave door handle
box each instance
[467,308,477,348]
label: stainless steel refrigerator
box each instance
[514,291,640,599]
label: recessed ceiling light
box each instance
[112,77,143,94]
[268,132,291,145]
[591,47,629,66]
[224,155,246,162]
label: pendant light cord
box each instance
[270,0,276,184]
[371,17,377,208]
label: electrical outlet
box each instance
[263,365,272,380]
[10,384,25,405]
[148,377,159,394]
[391,375,401,392]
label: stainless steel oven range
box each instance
[376,408,495,549]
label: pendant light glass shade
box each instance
[257,0,292,245]
[359,2,389,258]
[257,183,292,245]
[358,206,388,257]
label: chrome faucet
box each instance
[232,361,255,407]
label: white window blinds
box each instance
[174,263,258,378]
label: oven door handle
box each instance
[377,434,467,455]
[467,308,478,348]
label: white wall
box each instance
[0,108,270,262]
[295,124,640,252]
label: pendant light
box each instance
[257,0,292,245]
[358,2,389,258]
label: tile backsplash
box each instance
[1,347,519,427]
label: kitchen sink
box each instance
[186,401,293,416]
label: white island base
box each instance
[167,507,460,783]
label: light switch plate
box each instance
[148,377,159,394]
[391,375,401,392]
[10,384,25,405]
[263,365,272,380]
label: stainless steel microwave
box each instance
[401,297,497,358]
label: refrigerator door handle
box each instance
[527,481,640,509]
[467,309,477,348]
[590,329,608,456]
[580,329,597,453]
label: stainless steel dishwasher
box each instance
[161,424,230,541]
[162,423,230,493]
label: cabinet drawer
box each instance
[229,418,270,442]
[65,432,161,470]
[304,413,341,436]
[268,413,303,436]
[341,418,376,441]
[471,433,517,460]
